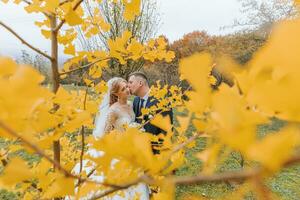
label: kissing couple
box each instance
[85,72,173,200]
[93,71,173,149]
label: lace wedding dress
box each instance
[103,105,136,133]
[72,78,149,199]
[72,104,149,200]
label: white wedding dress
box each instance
[72,103,149,200]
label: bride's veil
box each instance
[92,77,120,139]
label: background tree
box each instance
[77,0,161,78]
[17,50,52,84]
[230,0,298,35]
[146,30,266,89]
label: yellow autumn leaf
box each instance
[41,29,51,39]
[165,51,175,63]
[237,19,300,122]
[76,182,102,198]
[196,144,221,174]
[65,7,83,26]
[24,1,41,13]
[44,0,59,12]
[176,115,190,134]
[212,85,267,153]
[179,53,213,92]
[0,57,17,76]
[64,44,76,55]
[123,0,141,21]
[127,39,144,60]
[0,158,34,187]
[179,53,213,114]
[163,149,185,174]
[152,180,174,200]
[151,114,172,133]
[246,126,300,171]
[42,173,75,198]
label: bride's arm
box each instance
[104,110,118,134]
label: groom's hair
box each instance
[128,71,149,86]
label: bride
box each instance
[75,77,149,200]
[93,77,136,137]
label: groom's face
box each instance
[128,75,141,95]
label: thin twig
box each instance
[87,177,144,200]
[59,57,110,76]
[137,109,164,129]
[283,154,300,167]
[253,175,273,200]
[79,88,88,181]
[79,126,85,177]
[173,169,259,185]
[171,133,202,154]
[59,0,71,6]
[0,21,52,61]
[21,0,32,5]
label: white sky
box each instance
[0,0,243,60]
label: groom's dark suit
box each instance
[133,95,173,154]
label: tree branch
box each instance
[59,57,110,76]
[87,176,144,200]
[171,133,202,154]
[173,169,259,185]
[78,88,88,182]
[21,0,32,5]
[0,21,53,61]
[173,153,300,185]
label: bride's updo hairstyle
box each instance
[109,77,127,106]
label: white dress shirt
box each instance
[140,89,150,108]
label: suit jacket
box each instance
[133,96,173,135]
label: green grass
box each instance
[174,116,300,200]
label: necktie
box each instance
[139,98,145,116]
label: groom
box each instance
[127,72,173,154]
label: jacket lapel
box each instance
[146,96,153,108]
[134,97,140,115]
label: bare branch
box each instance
[78,88,88,182]
[173,169,259,185]
[173,153,300,185]
[59,57,110,76]
[21,0,32,5]
[59,0,71,6]
[87,177,144,200]
[0,21,53,61]
[171,133,202,154]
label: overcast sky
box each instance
[0,0,243,60]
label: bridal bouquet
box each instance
[128,122,145,132]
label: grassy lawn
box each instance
[174,116,300,200]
